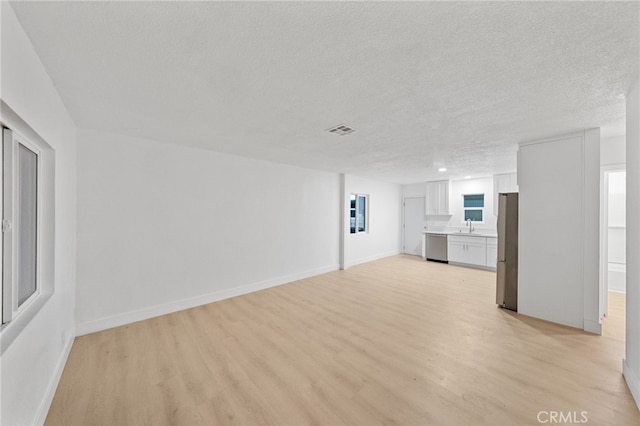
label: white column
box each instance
[518,129,600,333]
[624,80,640,409]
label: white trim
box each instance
[583,319,602,335]
[76,264,339,336]
[0,102,51,149]
[583,128,601,335]
[0,291,52,354]
[12,134,43,316]
[448,261,496,271]
[461,193,486,225]
[349,193,369,235]
[32,331,75,426]
[518,129,598,147]
[2,128,16,323]
[609,262,626,271]
[623,359,640,410]
[345,250,400,269]
[600,166,608,318]
[581,131,587,331]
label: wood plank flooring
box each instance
[46,255,639,425]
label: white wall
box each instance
[404,177,498,234]
[75,129,340,334]
[601,135,626,166]
[518,130,600,333]
[0,4,77,425]
[402,183,425,198]
[344,175,401,268]
[448,177,497,232]
[624,79,640,409]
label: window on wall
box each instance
[0,112,54,354]
[463,193,484,222]
[350,194,368,234]
[2,128,41,324]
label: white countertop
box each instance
[422,230,497,238]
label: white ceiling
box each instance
[9,1,639,184]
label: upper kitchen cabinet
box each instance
[493,173,518,216]
[425,180,450,215]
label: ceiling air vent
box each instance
[327,124,355,136]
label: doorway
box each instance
[607,170,626,293]
[403,197,425,256]
[600,167,626,333]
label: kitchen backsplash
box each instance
[425,215,497,234]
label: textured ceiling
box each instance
[9,1,639,184]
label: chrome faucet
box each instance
[466,219,474,233]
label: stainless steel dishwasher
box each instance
[426,233,448,263]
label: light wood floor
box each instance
[46,255,639,426]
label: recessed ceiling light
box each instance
[326,124,355,136]
[464,176,471,179]
[438,167,447,172]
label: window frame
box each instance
[2,128,43,323]
[462,193,485,224]
[349,193,369,234]
[0,103,55,355]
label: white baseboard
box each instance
[583,319,602,335]
[346,249,401,269]
[76,264,339,336]
[447,261,496,272]
[33,330,75,426]
[623,359,640,411]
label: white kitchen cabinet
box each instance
[448,235,487,267]
[447,239,466,263]
[486,237,497,268]
[425,180,449,215]
[467,241,487,266]
[493,173,518,216]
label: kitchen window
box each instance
[463,193,484,223]
[350,194,368,234]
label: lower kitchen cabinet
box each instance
[448,235,487,267]
[447,240,466,264]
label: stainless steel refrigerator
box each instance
[496,192,518,311]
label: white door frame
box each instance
[600,164,626,319]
